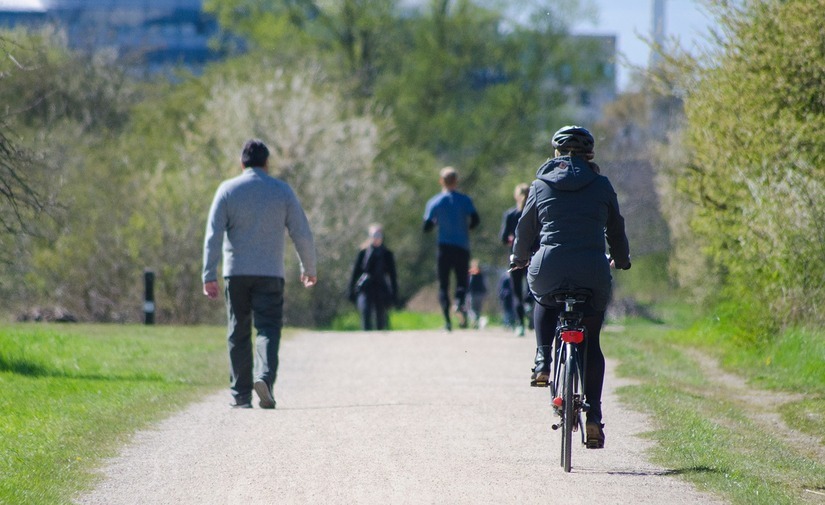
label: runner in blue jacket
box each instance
[423,166,480,331]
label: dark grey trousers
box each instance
[356,292,389,330]
[224,276,285,403]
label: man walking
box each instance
[423,166,479,331]
[203,139,317,409]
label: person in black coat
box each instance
[348,224,398,331]
[511,125,631,449]
[500,183,532,336]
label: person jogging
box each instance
[423,166,480,332]
[511,126,630,448]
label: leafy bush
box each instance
[666,0,825,334]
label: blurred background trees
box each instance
[2,0,823,341]
[2,0,608,324]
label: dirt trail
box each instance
[686,349,825,464]
[76,328,725,505]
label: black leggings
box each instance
[534,302,606,423]
[436,244,470,321]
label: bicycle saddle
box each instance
[549,288,592,304]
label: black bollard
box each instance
[144,269,155,325]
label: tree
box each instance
[204,0,609,296]
[49,55,401,325]
[667,0,825,334]
[0,35,54,251]
[0,28,141,319]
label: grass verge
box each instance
[0,323,227,505]
[603,317,825,505]
[327,309,447,331]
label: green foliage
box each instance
[674,0,825,333]
[203,0,613,274]
[0,29,144,316]
[0,323,226,505]
[2,1,620,325]
[611,251,676,305]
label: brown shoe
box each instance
[586,422,605,449]
[254,380,276,409]
[530,369,550,387]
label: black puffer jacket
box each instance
[512,156,630,310]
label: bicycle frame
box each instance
[548,291,589,472]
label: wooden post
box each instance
[144,269,155,325]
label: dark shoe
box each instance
[530,369,550,387]
[586,422,605,449]
[444,320,452,332]
[254,380,276,409]
[530,345,552,387]
[230,399,252,409]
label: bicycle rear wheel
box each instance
[561,346,575,472]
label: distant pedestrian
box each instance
[423,166,480,331]
[497,271,515,328]
[348,224,398,331]
[500,183,532,336]
[203,139,317,410]
[467,259,487,328]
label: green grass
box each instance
[603,317,825,505]
[0,323,227,505]
[326,309,446,331]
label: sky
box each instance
[571,0,716,90]
[0,0,46,10]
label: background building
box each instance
[0,0,219,73]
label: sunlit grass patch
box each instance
[0,323,226,505]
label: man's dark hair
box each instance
[241,139,270,168]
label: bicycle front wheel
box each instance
[561,345,575,472]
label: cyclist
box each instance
[510,125,630,448]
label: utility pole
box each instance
[650,0,666,70]
[649,0,669,141]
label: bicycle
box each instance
[547,288,592,473]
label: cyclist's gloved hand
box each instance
[509,254,528,271]
[608,255,631,270]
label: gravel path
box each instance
[76,328,725,504]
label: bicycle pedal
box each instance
[530,379,549,387]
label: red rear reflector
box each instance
[553,397,563,407]
[561,330,584,344]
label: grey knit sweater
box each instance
[202,168,316,282]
